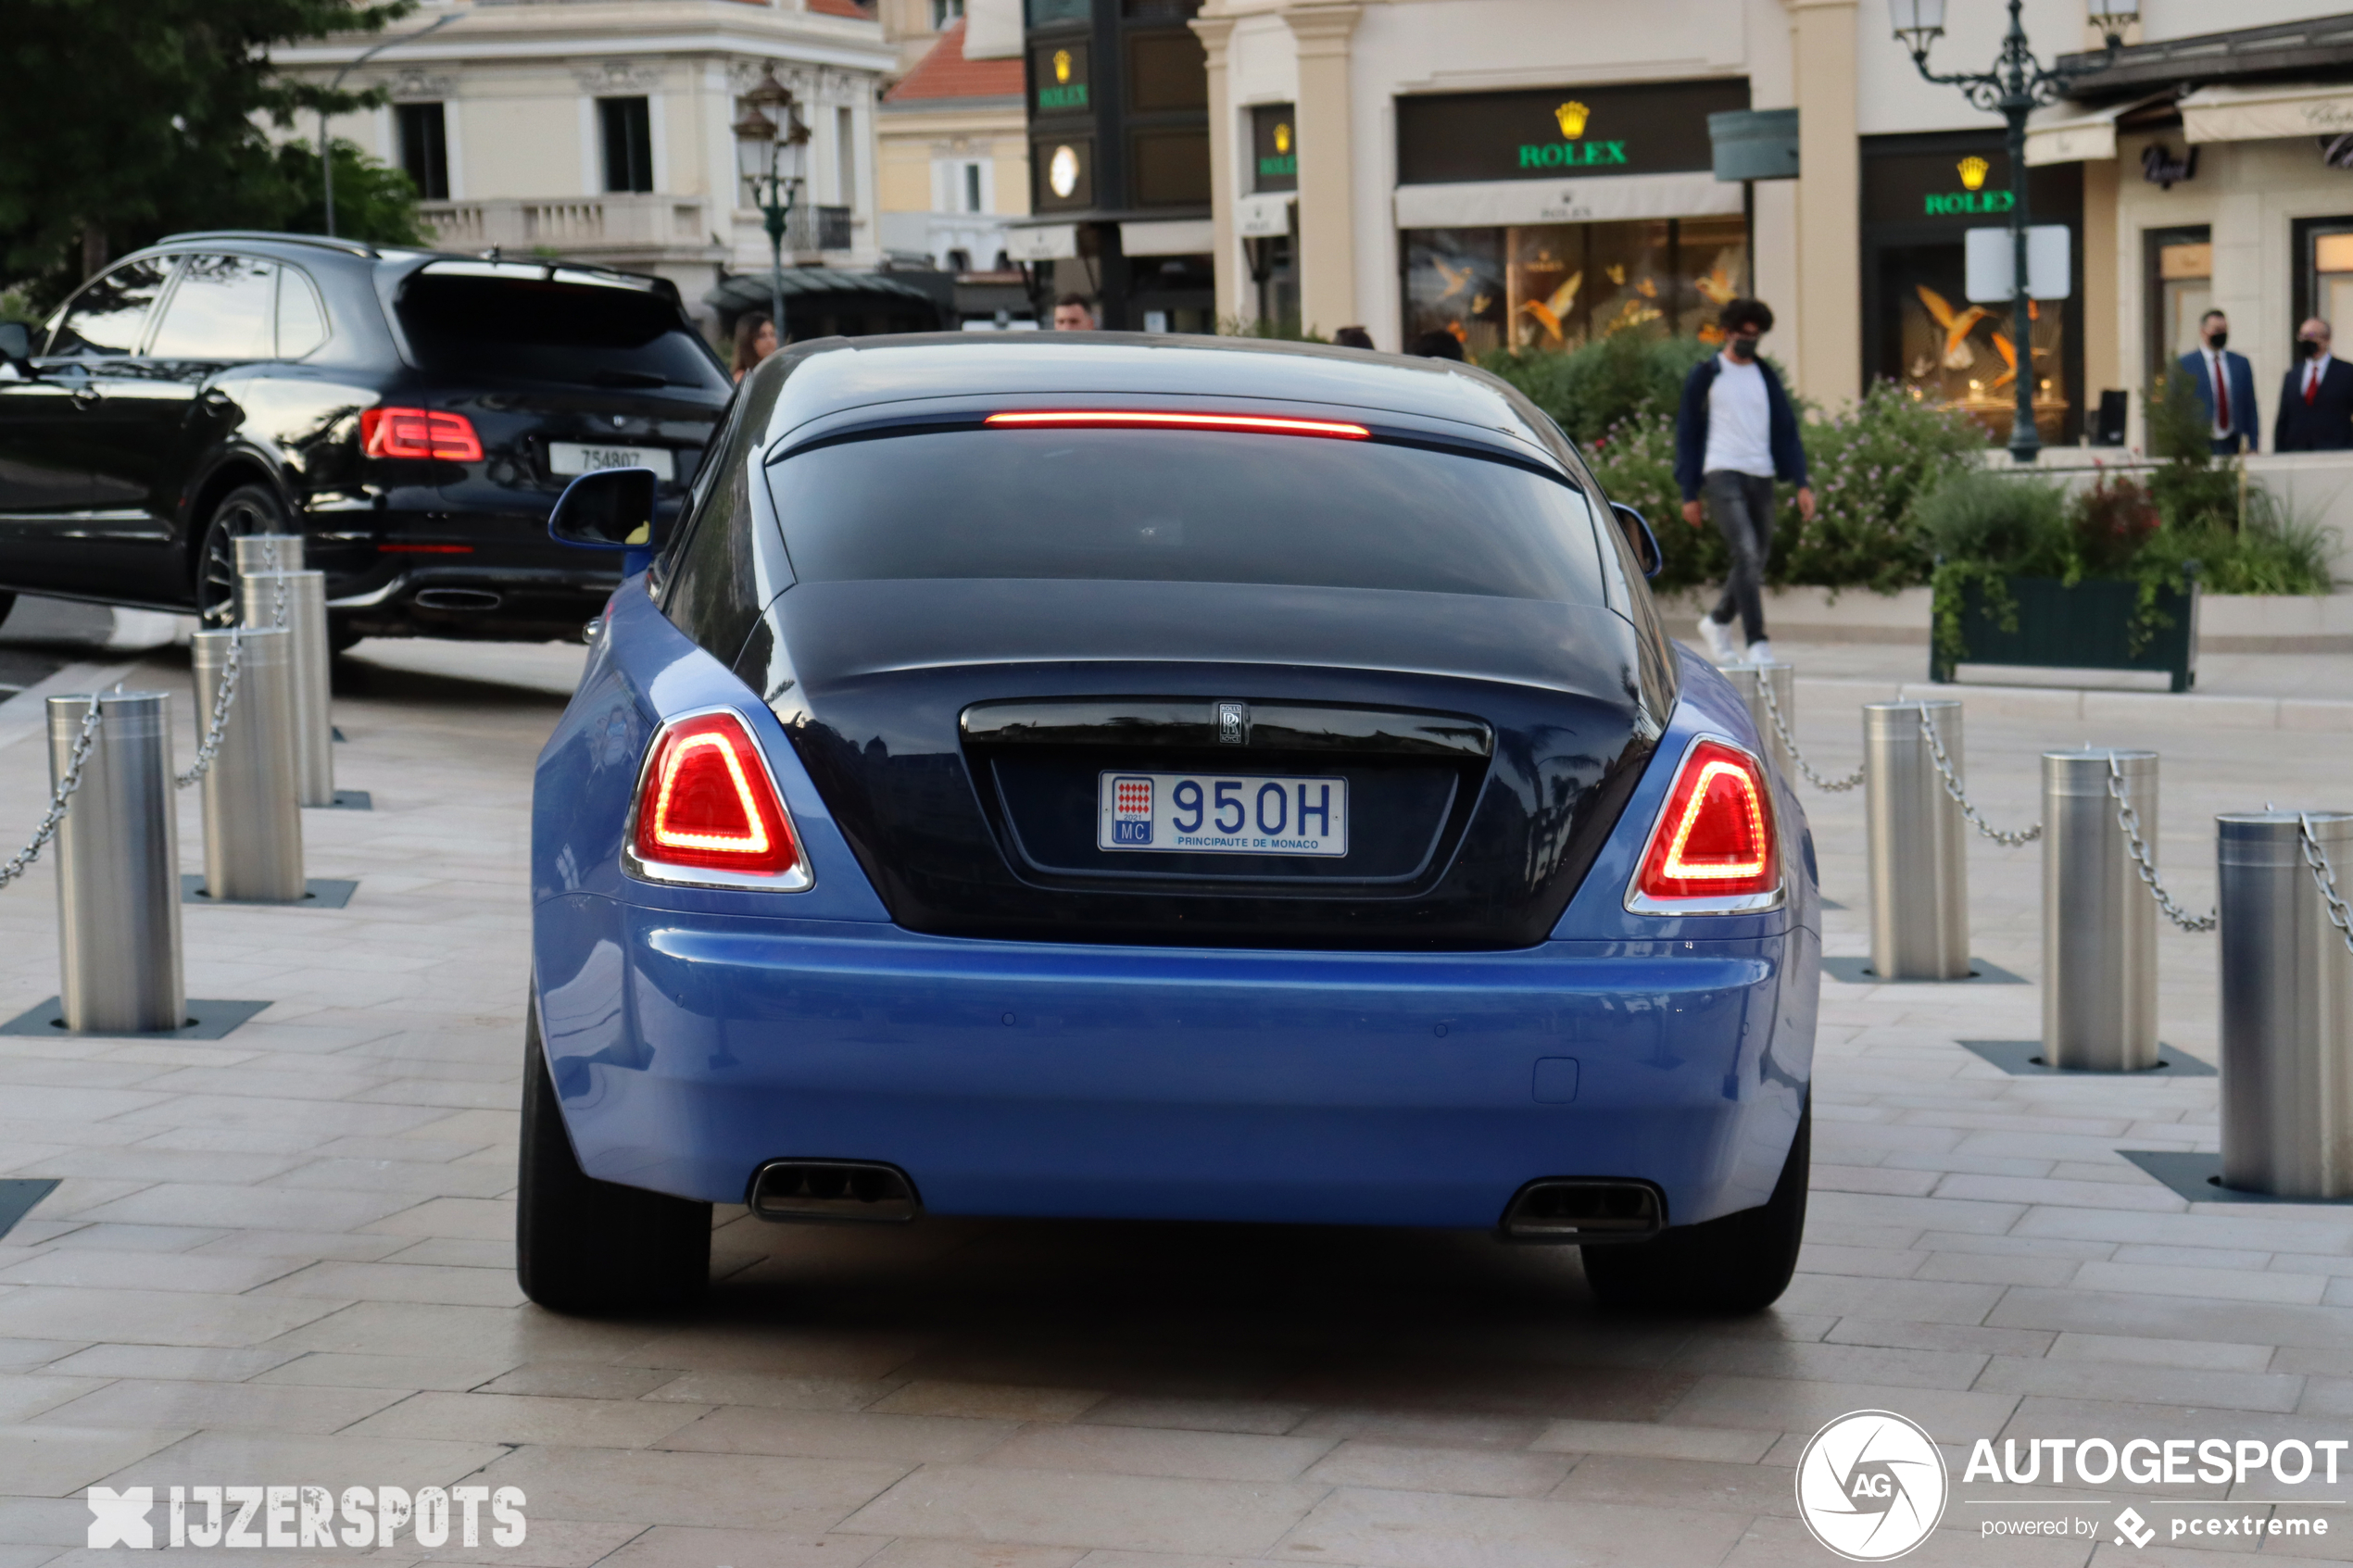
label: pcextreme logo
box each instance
[1796,1411,1948,1562]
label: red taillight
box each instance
[1632,739,1780,905]
[361,407,484,461]
[629,711,803,881]
[983,409,1370,439]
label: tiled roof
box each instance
[885,19,1024,104]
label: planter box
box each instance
[1931,574,2199,693]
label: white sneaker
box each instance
[1696,615,1739,665]
[1745,638,1774,666]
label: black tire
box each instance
[516,1001,711,1314]
[1581,1098,1808,1315]
[195,483,290,628]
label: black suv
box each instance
[0,232,734,644]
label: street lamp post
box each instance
[319,11,459,239]
[732,68,812,346]
[1891,0,2138,463]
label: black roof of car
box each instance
[757,332,1578,471]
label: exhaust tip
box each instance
[414,587,502,611]
[1500,1178,1665,1242]
[748,1160,921,1223]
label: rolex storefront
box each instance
[1393,79,1754,356]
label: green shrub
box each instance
[1912,467,2071,574]
[1481,333,1714,445]
[1773,386,1987,592]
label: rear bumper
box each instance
[534,897,1817,1231]
[308,510,620,641]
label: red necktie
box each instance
[2309,363,2321,406]
[2215,355,2231,427]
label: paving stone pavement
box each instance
[0,638,2347,1567]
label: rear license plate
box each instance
[549,441,673,481]
[1098,771,1348,857]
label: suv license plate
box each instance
[550,442,673,481]
[1098,771,1348,857]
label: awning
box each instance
[2025,100,2126,166]
[1392,170,1739,231]
[1003,223,1079,261]
[1236,193,1293,239]
[2183,82,2353,143]
[1119,219,1214,257]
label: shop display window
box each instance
[1402,219,1747,358]
[2296,219,2353,338]
[2148,232,2212,369]
[1879,245,2070,443]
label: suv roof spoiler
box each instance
[159,231,383,258]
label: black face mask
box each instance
[1727,335,1759,362]
[2207,330,2228,351]
[2300,338,2324,359]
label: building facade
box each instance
[280,0,896,330]
[875,13,1033,277]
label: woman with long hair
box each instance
[731,313,777,383]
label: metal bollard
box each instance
[191,627,305,902]
[233,533,305,576]
[2217,810,2353,1198]
[1721,661,1795,784]
[50,694,183,1034]
[238,570,333,806]
[1864,699,1969,980]
[2041,750,2158,1070]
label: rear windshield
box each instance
[396,270,727,391]
[763,429,1608,603]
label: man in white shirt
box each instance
[1673,299,1816,666]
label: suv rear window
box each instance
[763,428,1609,603]
[396,265,727,391]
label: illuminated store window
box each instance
[1402,219,1747,359]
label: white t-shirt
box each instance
[1703,356,1775,478]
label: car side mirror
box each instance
[549,467,660,550]
[1611,501,1663,580]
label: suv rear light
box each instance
[623,709,812,890]
[1624,737,1780,913]
[361,407,484,461]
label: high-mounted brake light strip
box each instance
[983,410,1370,440]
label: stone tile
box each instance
[94,1428,510,1489]
[1271,1486,1752,1568]
[343,1390,709,1449]
[1971,1356,2305,1412]
[2071,1260,2330,1305]
[635,1371,891,1412]
[0,1425,188,1499]
[1074,1396,1310,1436]
[659,1406,1020,1466]
[839,1467,1324,1554]
[1549,1452,1803,1516]
[0,1250,303,1295]
[0,1378,108,1425]
[475,1362,677,1400]
[247,1353,513,1392]
[1289,1410,1551,1449]
[1665,1375,2018,1440]
[1672,1338,1989,1391]
[37,1346,298,1383]
[591,1527,887,1568]
[1819,1319,2056,1357]
[1529,1420,1777,1463]
[870,1382,1106,1423]
[252,1261,525,1308]
[32,1378,408,1434]
[0,1288,340,1349]
[1771,1274,2007,1326]
[2046,1333,2274,1372]
[1301,1440,1570,1499]
[976,1424,1333,1483]
[477,1446,912,1534]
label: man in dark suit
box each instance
[2179,309,2259,456]
[2277,318,2353,452]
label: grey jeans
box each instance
[1703,470,1777,646]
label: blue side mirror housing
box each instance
[549,467,661,551]
[1611,501,1664,580]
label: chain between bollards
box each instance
[175,626,243,789]
[2101,754,2215,933]
[1753,676,1865,793]
[2297,813,2353,960]
[1918,705,2041,846]
[0,701,104,890]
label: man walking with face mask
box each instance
[2179,310,2257,457]
[2276,319,2353,452]
[1676,297,1814,666]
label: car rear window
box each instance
[396,266,727,391]
[762,428,1609,604]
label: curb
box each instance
[1794,676,2353,733]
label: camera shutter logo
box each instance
[1795,1411,1948,1562]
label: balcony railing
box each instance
[418,194,710,255]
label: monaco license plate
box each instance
[1098,771,1348,857]
[549,441,673,481]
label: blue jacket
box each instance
[1674,354,1808,501]
[2180,348,2259,450]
